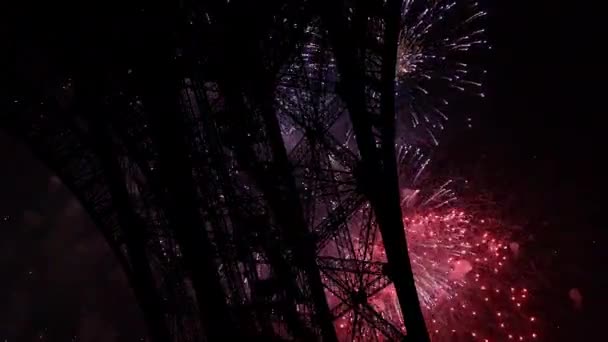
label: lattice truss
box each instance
[4,0,433,341]
[276,20,413,342]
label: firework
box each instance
[396,0,487,146]
[405,209,537,341]
[274,1,498,340]
[306,140,539,341]
[322,165,540,341]
[323,188,539,341]
[278,1,488,150]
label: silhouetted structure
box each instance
[6,0,430,341]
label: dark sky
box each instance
[3,0,602,341]
[0,133,147,341]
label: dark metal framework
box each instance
[5,0,430,341]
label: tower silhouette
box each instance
[6,0,431,340]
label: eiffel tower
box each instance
[4,0,478,340]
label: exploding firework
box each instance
[274,1,504,340]
[323,188,540,341]
[323,153,541,341]
[403,209,538,341]
[396,0,488,146]
[277,1,488,150]
[307,143,540,341]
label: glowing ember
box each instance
[328,205,540,341]
[395,0,488,146]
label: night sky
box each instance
[3,0,602,341]
[0,133,147,341]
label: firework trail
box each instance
[396,0,487,146]
[278,1,488,149]
[387,6,540,338]
[325,146,540,341]
[274,1,525,340]
[400,207,539,342]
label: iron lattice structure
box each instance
[5,0,433,341]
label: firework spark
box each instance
[278,1,488,149]
[275,1,501,340]
[404,208,538,341]
[315,143,539,341]
[324,174,540,341]
[396,0,487,146]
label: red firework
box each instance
[325,195,540,341]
